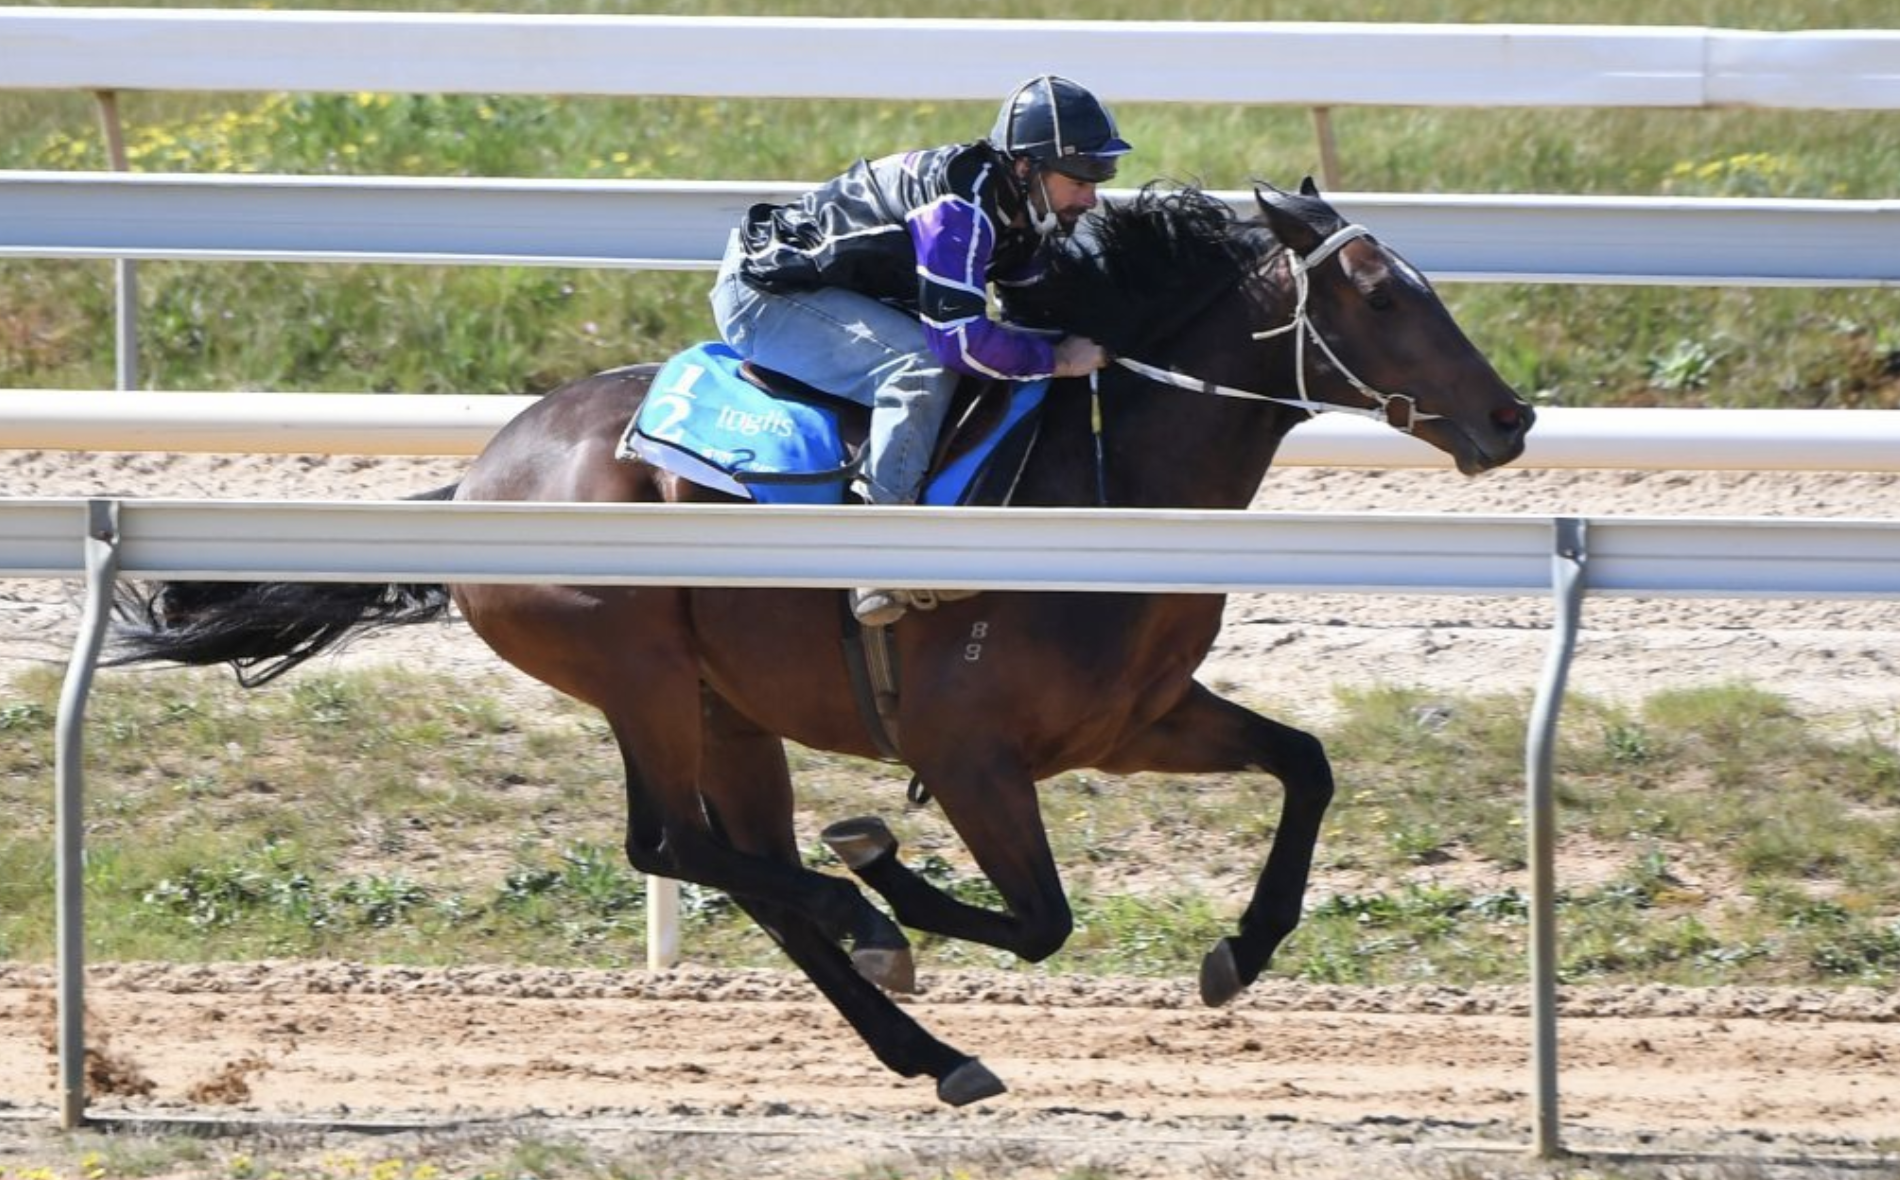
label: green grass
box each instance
[5,663,1898,989]
[2,2,1897,405]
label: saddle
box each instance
[616,342,1051,766]
[615,341,1050,508]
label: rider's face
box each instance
[1020,163,1102,234]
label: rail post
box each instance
[647,877,680,970]
[55,498,122,1129]
[91,91,139,391]
[1310,106,1343,189]
[1526,516,1587,1158]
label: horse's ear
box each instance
[1254,182,1323,255]
[1299,175,1321,198]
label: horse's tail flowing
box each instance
[106,484,461,687]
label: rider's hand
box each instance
[1052,335,1110,378]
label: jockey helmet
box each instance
[989,75,1132,183]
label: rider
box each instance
[710,74,1131,626]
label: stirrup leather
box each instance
[904,588,982,611]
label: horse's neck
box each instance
[1108,371,1295,508]
[1021,372,1295,510]
[1018,234,1305,509]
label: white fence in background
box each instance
[6,13,1897,390]
[5,171,1898,287]
[9,392,1900,474]
[5,9,1898,109]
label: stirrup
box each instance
[851,587,908,627]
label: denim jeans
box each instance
[710,232,960,506]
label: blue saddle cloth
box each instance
[616,341,1048,507]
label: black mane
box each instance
[1007,184,1273,357]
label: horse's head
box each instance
[1252,179,1534,475]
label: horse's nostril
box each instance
[1492,403,1530,433]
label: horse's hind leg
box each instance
[723,886,1002,1105]
[470,583,903,971]
[1093,680,1336,1007]
[695,685,913,992]
[696,691,1002,1106]
[606,703,910,986]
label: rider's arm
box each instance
[906,195,1058,381]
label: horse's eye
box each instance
[1366,287,1394,311]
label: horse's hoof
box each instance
[1199,938,1245,1008]
[937,1058,1007,1107]
[823,816,898,870]
[853,945,917,995]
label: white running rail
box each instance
[8,393,1900,473]
[4,172,1897,288]
[5,11,1897,110]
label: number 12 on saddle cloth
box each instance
[618,341,1050,507]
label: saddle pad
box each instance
[922,379,1047,506]
[617,342,855,505]
[617,341,1050,507]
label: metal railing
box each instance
[4,13,1897,387]
[9,392,1900,472]
[6,172,1897,287]
[7,11,1897,109]
[11,495,1900,1152]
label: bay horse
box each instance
[111,181,1533,1106]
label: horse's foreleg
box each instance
[1098,680,1336,1007]
[827,759,1074,965]
[693,715,1001,1107]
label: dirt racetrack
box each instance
[4,449,1900,1177]
[2,963,1899,1179]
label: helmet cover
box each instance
[990,74,1132,182]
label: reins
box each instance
[1113,223,1440,435]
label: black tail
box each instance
[106,485,461,687]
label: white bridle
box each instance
[1112,223,1442,434]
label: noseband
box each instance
[1114,224,1442,434]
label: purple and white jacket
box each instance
[736,143,1057,380]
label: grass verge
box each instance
[3,664,1897,988]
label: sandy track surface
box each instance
[4,451,1900,1176]
[2,964,1898,1178]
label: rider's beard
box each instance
[1030,192,1088,236]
